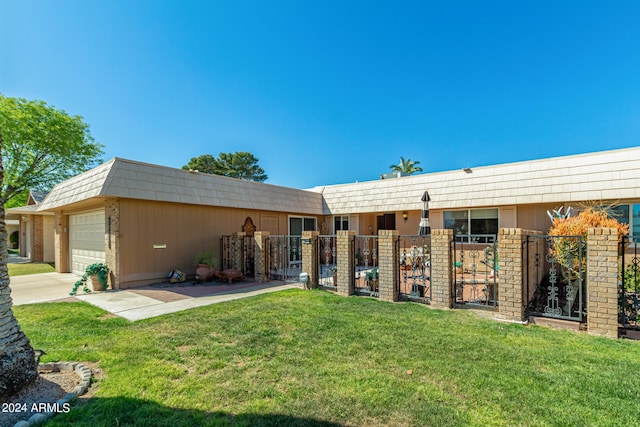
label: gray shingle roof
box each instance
[36,146,640,216]
[310,146,640,214]
[38,158,324,214]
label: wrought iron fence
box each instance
[353,235,379,297]
[317,235,337,290]
[398,235,431,303]
[620,235,640,330]
[526,234,585,322]
[266,235,301,283]
[452,234,498,309]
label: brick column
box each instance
[496,229,526,321]
[253,231,270,283]
[302,231,319,289]
[105,199,121,289]
[53,212,69,273]
[19,217,27,258]
[337,230,355,296]
[378,230,399,302]
[231,232,246,271]
[430,229,453,309]
[33,215,44,262]
[587,227,619,338]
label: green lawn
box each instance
[13,290,640,427]
[8,262,56,276]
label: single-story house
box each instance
[9,146,640,288]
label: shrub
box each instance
[549,207,629,280]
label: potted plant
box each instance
[454,261,463,274]
[195,250,218,282]
[330,265,338,286]
[366,266,379,293]
[87,263,110,291]
[69,263,110,295]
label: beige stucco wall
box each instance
[43,216,55,263]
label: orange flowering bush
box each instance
[549,207,629,280]
[549,207,629,239]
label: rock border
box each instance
[12,362,92,427]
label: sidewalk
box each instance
[76,281,300,321]
[10,273,301,321]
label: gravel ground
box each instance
[0,364,98,427]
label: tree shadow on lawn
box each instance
[50,396,346,427]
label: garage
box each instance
[69,209,106,275]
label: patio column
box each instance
[105,198,121,289]
[378,229,399,302]
[497,228,539,322]
[430,229,453,309]
[53,212,69,274]
[253,231,270,283]
[587,227,619,338]
[337,230,355,296]
[302,231,319,289]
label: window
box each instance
[605,204,640,237]
[377,213,396,231]
[334,216,349,232]
[609,205,629,224]
[289,216,317,235]
[444,208,498,235]
[288,216,317,263]
[444,210,468,235]
[471,208,499,235]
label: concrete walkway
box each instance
[76,282,300,321]
[10,272,301,321]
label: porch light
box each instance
[402,211,408,222]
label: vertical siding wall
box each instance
[117,199,319,287]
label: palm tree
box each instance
[0,201,37,398]
[389,157,423,175]
[0,96,103,398]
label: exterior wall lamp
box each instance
[402,211,408,222]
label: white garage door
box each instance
[69,210,105,275]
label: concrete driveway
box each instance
[10,272,79,305]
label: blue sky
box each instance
[2,1,639,189]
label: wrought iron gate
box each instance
[266,235,301,282]
[353,235,379,297]
[452,234,498,309]
[620,235,640,331]
[220,235,255,278]
[317,235,337,290]
[526,235,585,322]
[398,235,431,303]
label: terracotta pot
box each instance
[196,264,213,282]
[90,275,107,291]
